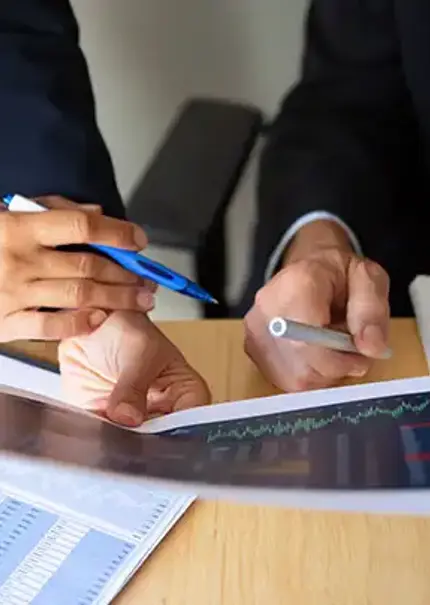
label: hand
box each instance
[244,220,390,392]
[58,311,211,427]
[0,195,155,341]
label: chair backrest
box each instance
[126,97,264,251]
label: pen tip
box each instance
[210,297,219,305]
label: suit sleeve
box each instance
[0,1,124,218]
[256,0,422,275]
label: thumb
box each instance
[346,259,391,358]
[106,321,167,428]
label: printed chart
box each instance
[0,459,192,605]
[161,391,430,489]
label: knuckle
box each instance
[253,287,268,310]
[16,312,49,339]
[35,313,56,338]
[76,253,97,277]
[43,312,86,339]
[114,221,136,247]
[285,261,318,287]
[365,259,389,281]
[362,260,391,305]
[119,287,139,309]
[66,280,92,306]
[57,314,79,337]
[364,259,390,288]
[93,285,138,310]
[38,314,67,339]
[68,210,93,242]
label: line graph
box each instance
[206,395,430,444]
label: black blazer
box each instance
[242,0,430,317]
[0,1,123,218]
[1,2,426,316]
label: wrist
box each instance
[282,220,353,267]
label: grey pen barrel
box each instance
[268,317,392,359]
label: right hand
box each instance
[59,311,211,427]
[244,220,391,392]
[0,196,155,341]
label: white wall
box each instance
[71,0,307,318]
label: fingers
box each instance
[346,259,390,358]
[244,252,378,393]
[59,310,212,426]
[305,346,370,384]
[105,316,167,426]
[146,359,211,415]
[246,310,369,393]
[38,249,140,284]
[9,209,147,249]
[0,309,107,342]
[24,279,155,312]
[0,196,153,343]
[35,195,102,215]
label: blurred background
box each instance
[71,0,307,319]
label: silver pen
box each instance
[268,317,392,359]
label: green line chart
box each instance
[206,395,430,444]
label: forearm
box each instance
[0,1,123,218]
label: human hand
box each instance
[58,311,211,427]
[244,220,390,392]
[0,195,155,341]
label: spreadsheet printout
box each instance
[0,459,193,605]
[0,353,194,605]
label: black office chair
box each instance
[126,98,264,318]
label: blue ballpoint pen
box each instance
[2,194,217,304]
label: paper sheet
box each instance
[0,354,62,402]
[5,342,430,520]
[409,275,430,371]
[0,353,194,605]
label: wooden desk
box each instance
[4,319,430,605]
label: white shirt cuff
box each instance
[264,211,363,282]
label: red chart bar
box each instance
[405,452,430,462]
[400,422,430,430]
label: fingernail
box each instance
[89,310,108,328]
[111,403,144,426]
[348,367,368,378]
[137,290,155,310]
[134,225,147,249]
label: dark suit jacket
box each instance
[0,1,123,218]
[242,0,430,317]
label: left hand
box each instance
[244,221,389,392]
[58,311,211,427]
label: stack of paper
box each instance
[0,353,194,605]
